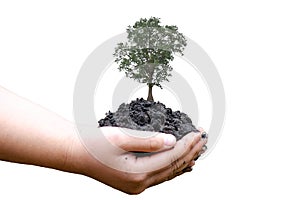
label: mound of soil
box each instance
[98,98,199,140]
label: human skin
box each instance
[0,86,207,194]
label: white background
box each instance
[1,0,299,199]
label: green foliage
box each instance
[113,17,187,88]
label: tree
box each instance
[113,17,187,101]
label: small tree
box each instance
[113,17,187,101]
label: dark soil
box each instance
[98,98,199,140]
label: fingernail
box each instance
[201,131,208,139]
[183,167,193,173]
[202,145,208,151]
[194,155,201,161]
[164,134,176,146]
[189,160,196,167]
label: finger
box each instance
[146,137,203,187]
[188,160,196,167]
[131,131,201,173]
[194,143,207,161]
[104,128,176,152]
[147,173,177,189]
[170,138,203,173]
[198,127,208,141]
[144,129,206,186]
[146,168,191,189]
[169,137,203,173]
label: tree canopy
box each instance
[113,17,187,101]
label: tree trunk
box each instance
[147,84,154,101]
[147,63,155,101]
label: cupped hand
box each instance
[71,127,207,194]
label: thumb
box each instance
[104,128,177,152]
[124,133,177,152]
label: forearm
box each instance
[0,87,146,192]
[0,86,81,173]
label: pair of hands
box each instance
[71,127,207,194]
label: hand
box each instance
[0,86,207,195]
[70,127,207,194]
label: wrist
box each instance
[65,127,100,178]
